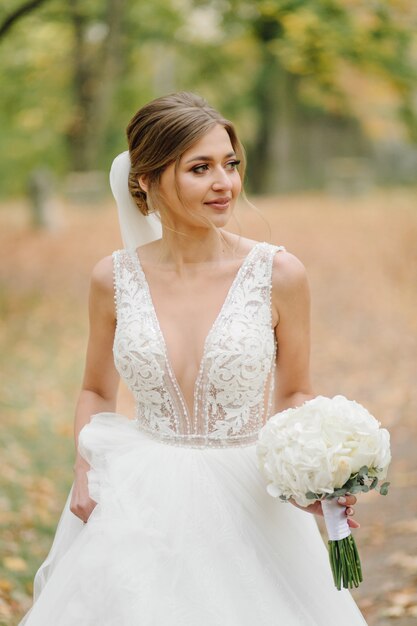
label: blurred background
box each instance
[0,1,416,624]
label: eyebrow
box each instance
[184,151,237,164]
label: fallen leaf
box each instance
[3,556,28,573]
[0,578,12,593]
[388,552,417,573]
[380,605,406,618]
[0,598,13,618]
[389,589,417,608]
[391,518,417,534]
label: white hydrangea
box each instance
[256,395,391,507]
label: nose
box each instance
[211,166,233,191]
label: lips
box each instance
[204,197,232,209]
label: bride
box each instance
[20,91,366,625]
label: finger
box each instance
[338,495,357,506]
[346,507,354,516]
[345,495,357,506]
[347,518,360,529]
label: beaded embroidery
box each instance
[112,242,285,448]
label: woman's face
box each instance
[156,124,242,229]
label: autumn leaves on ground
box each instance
[1,190,416,625]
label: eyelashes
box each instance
[227,159,241,170]
[192,164,209,174]
[191,160,241,174]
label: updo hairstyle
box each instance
[126,92,246,217]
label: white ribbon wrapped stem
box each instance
[321,498,351,541]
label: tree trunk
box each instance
[248,46,299,193]
[247,12,372,193]
[66,0,125,171]
[248,52,371,192]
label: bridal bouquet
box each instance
[256,395,391,590]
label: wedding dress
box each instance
[20,241,367,625]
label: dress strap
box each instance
[112,249,131,320]
[264,243,286,323]
[265,243,286,275]
[269,244,286,271]
[112,250,121,320]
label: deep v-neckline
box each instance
[131,243,262,421]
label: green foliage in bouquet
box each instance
[304,465,390,502]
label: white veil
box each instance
[109,151,162,250]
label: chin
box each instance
[185,207,234,231]
[206,207,234,225]
[210,214,232,228]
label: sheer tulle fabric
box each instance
[21,413,366,625]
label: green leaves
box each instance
[380,482,390,496]
[303,466,391,502]
[328,465,391,499]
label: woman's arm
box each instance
[70,255,120,522]
[271,251,359,528]
[271,251,314,411]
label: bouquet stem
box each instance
[321,499,363,590]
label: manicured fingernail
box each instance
[346,507,353,515]
[338,497,346,504]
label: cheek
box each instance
[169,176,205,213]
[233,173,242,195]
[175,173,200,192]
[179,178,209,205]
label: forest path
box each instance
[0,190,416,624]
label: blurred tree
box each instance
[219,0,417,190]
[66,0,125,170]
[0,0,49,38]
[0,0,184,194]
[0,0,415,195]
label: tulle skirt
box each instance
[20,412,367,625]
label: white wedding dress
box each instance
[20,242,367,625]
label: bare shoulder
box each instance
[271,249,308,293]
[271,249,310,325]
[89,255,116,319]
[90,255,114,293]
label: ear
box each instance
[138,175,149,193]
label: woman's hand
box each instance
[291,495,360,529]
[70,466,97,523]
[70,255,118,524]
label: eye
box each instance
[225,159,241,171]
[192,164,209,174]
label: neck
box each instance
[154,226,238,267]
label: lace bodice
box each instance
[112,242,285,448]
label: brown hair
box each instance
[126,92,246,218]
